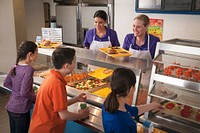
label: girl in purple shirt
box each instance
[4,41,38,133]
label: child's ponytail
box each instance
[104,90,119,113]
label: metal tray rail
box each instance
[149,82,200,109]
[160,107,200,125]
[66,86,105,107]
[154,53,200,67]
[153,74,200,92]
[148,112,200,133]
[154,53,200,83]
[156,38,200,56]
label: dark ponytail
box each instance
[104,90,119,113]
[10,41,37,76]
[104,68,136,113]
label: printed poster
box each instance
[148,19,163,40]
[42,28,62,43]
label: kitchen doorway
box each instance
[44,2,50,28]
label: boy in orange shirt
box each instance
[30,47,89,133]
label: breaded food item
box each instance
[107,49,117,54]
[43,40,51,46]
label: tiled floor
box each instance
[0,88,10,133]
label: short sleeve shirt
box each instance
[30,70,68,133]
[83,27,120,48]
[123,33,160,59]
[102,104,138,133]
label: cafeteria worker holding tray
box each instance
[83,10,120,71]
[83,10,120,50]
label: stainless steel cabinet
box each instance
[56,5,78,45]
[55,0,114,46]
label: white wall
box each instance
[114,0,200,45]
[0,0,17,73]
[0,0,45,73]
[24,0,45,41]
[13,0,27,47]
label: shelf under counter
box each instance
[148,112,200,133]
[149,82,200,109]
[156,38,200,56]
[153,74,200,92]
[0,73,11,92]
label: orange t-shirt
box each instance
[30,70,68,133]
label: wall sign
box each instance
[148,18,163,40]
[42,28,62,43]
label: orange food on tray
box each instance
[164,68,172,76]
[64,72,88,83]
[193,71,200,81]
[163,63,200,82]
[168,65,176,70]
[175,68,183,78]
[184,69,193,80]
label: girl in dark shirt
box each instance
[4,41,38,133]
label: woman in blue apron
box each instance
[123,14,160,104]
[83,10,120,70]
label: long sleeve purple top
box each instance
[4,65,36,113]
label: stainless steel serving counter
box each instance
[0,73,10,91]
[36,46,153,132]
[38,46,152,106]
